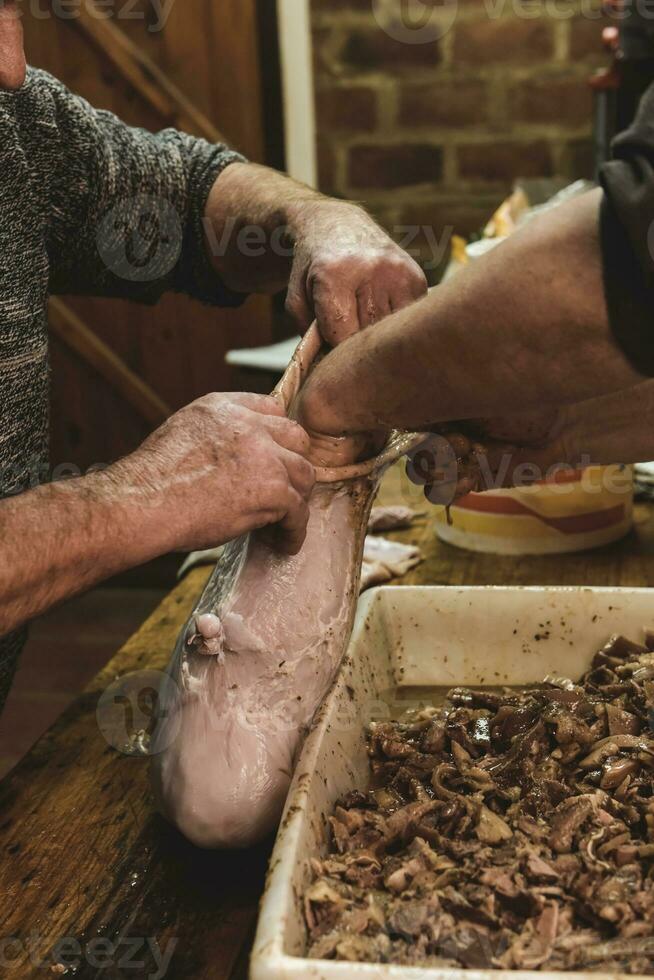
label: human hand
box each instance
[286,201,427,346]
[409,384,654,505]
[407,408,588,505]
[108,393,315,556]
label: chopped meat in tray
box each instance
[304,633,654,972]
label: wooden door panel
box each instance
[49,338,152,472]
[21,1,278,470]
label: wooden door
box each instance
[21,0,283,473]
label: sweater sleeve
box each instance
[33,70,247,307]
[599,80,654,374]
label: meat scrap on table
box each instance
[360,535,423,592]
[305,632,654,972]
[368,506,422,533]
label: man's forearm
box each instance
[0,388,319,636]
[0,472,163,636]
[299,189,644,435]
[560,378,654,467]
[205,162,342,293]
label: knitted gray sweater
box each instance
[0,68,245,709]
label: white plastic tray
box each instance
[251,585,654,980]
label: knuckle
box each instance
[389,253,416,277]
[411,262,428,282]
[260,483,282,514]
[287,486,302,508]
[383,247,405,265]
[285,419,311,451]
[205,391,228,407]
[352,255,377,277]
[289,493,309,528]
[313,254,339,273]
[295,454,316,487]
[312,256,351,284]
[192,392,221,414]
[300,462,316,494]
[269,461,292,493]
[226,392,252,406]
[285,289,306,318]
[187,395,227,428]
[285,291,299,313]
[258,393,284,416]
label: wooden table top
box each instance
[2,468,654,979]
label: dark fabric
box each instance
[620,0,654,60]
[0,68,247,706]
[599,79,654,374]
[616,59,654,133]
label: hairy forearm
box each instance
[0,471,166,636]
[300,189,644,434]
[0,387,319,634]
[204,161,362,293]
[563,379,654,466]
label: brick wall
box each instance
[311,0,607,278]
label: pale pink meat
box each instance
[367,505,419,532]
[150,327,423,849]
[360,535,423,593]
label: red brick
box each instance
[454,18,553,65]
[312,0,372,10]
[392,203,490,273]
[317,0,454,14]
[312,26,336,80]
[569,16,609,60]
[339,28,441,72]
[457,140,552,181]
[398,203,498,277]
[349,143,443,188]
[398,202,494,238]
[399,80,488,127]
[510,76,593,127]
[315,86,378,131]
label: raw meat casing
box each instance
[150,327,424,848]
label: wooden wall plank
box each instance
[20,2,280,469]
[207,0,266,160]
[68,3,228,141]
[49,298,171,425]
